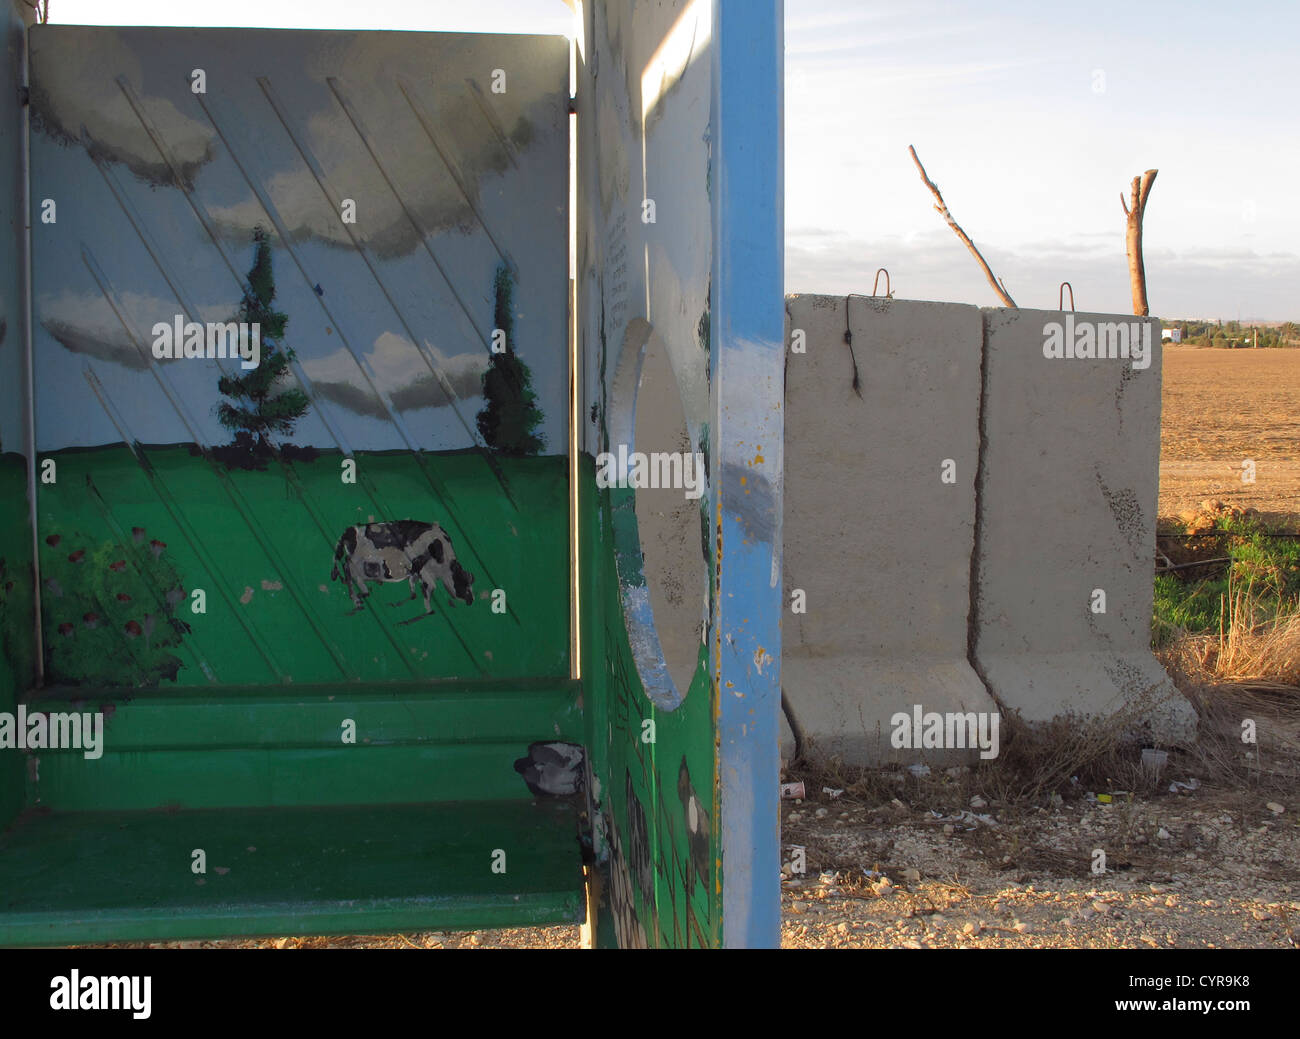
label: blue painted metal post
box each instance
[712,0,784,948]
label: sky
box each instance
[51,0,1300,320]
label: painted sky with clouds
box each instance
[30,21,568,452]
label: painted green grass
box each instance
[0,453,35,692]
[0,452,34,826]
[36,446,569,688]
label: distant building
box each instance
[1161,328,1182,343]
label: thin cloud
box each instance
[787,235,1300,319]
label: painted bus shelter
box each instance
[0,0,784,947]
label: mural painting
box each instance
[26,26,571,688]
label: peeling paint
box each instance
[514,741,585,797]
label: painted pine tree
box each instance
[477,264,545,456]
[215,227,310,468]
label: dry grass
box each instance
[1160,571,1300,689]
[1155,573,1300,792]
[983,708,1168,802]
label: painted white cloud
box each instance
[303,330,486,418]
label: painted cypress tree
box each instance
[477,264,545,456]
[215,227,309,468]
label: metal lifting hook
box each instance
[872,268,892,299]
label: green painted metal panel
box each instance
[33,745,573,812]
[27,678,582,810]
[0,801,583,946]
[30,678,582,750]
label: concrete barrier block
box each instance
[782,294,998,765]
[972,307,1196,741]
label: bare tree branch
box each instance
[908,144,1016,308]
[1123,169,1158,316]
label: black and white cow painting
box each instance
[331,520,474,625]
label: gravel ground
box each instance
[775,780,1299,949]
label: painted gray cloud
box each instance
[40,290,235,371]
[309,371,488,420]
[43,317,150,371]
[28,30,215,189]
[304,332,486,418]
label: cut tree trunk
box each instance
[1122,170,1158,316]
